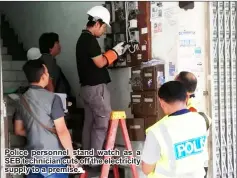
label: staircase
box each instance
[1,13,28,94]
[0,13,28,178]
[1,14,27,61]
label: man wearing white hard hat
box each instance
[27,47,42,60]
[76,6,128,167]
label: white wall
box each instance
[0,2,209,178]
[0,1,105,102]
[151,2,209,113]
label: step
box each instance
[3,70,26,82]
[2,60,25,70]
[12,55,27,61]
[2,55,12,61]
[1,46,8,55]
[11,61,26,70]
[3,81,28,94]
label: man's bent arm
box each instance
[141,131,161,175]
[92,55,108,68]
[14,120,26,137]
[54,117,74,158]
[14,109,26,137]
[51,95,74,158]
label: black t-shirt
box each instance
[40,54,72,96]
[76,30,111,86]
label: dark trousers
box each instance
[26,161,68,178]
[80,84,111,154]
[204,167,208,178]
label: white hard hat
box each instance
[87,6,111,27]
[27,47,42,60]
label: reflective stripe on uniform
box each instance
[146,112,208,178]
[153,123,177,177]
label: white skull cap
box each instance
[27,47,42,60]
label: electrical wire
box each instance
[125,2,139,54]
[125,2,129,43]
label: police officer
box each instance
[175,71,198,112]
[141,81,210,178]
[175,71,211,177]
[76,6,129,163]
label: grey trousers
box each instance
[80,84,111,153]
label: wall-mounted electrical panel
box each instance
[104,2,163,141]
[128,88,165,141]
[130,2,151,66]
[131,64,165,91]
[128,63,165,140]
[126,114,165,141]
[104,1,152,68]
[130,91,164,117]
[126,118,145,141]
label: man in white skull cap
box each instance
[27,47,42,60]
[76,5,129,169]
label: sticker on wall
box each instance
[179,31,196,47]
[194,47,201,54]
[163,7,178,26]
[179,39,196,47]
[169,62,176,76]
[157,71,165,87]
[194,47,202,58]
[141,27,148,34]
[148,79,153,88]
[153,22,162,33]
[196,62,204,72]
[150,2,163,21]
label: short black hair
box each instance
[177,71,197,93]
[86,15,105,27]
[22,59,45,83]
[158,81,187,103]
[39,32,59,54]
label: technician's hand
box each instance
[113,42,129,56]
[104,42,130,66]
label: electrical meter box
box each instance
[131,92,143,116]
[131,64,165,91]
[104,1,152,68]
[126,115,164,141]
[142,64,165,91]
[145,116,163,130]
[130,2,151,64]
[131,66,143,91]
[126,118,145,141]
[131,91,164,117]
[142,91,158,116]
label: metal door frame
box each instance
[0,42,7,178]
[209,2,237,178]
